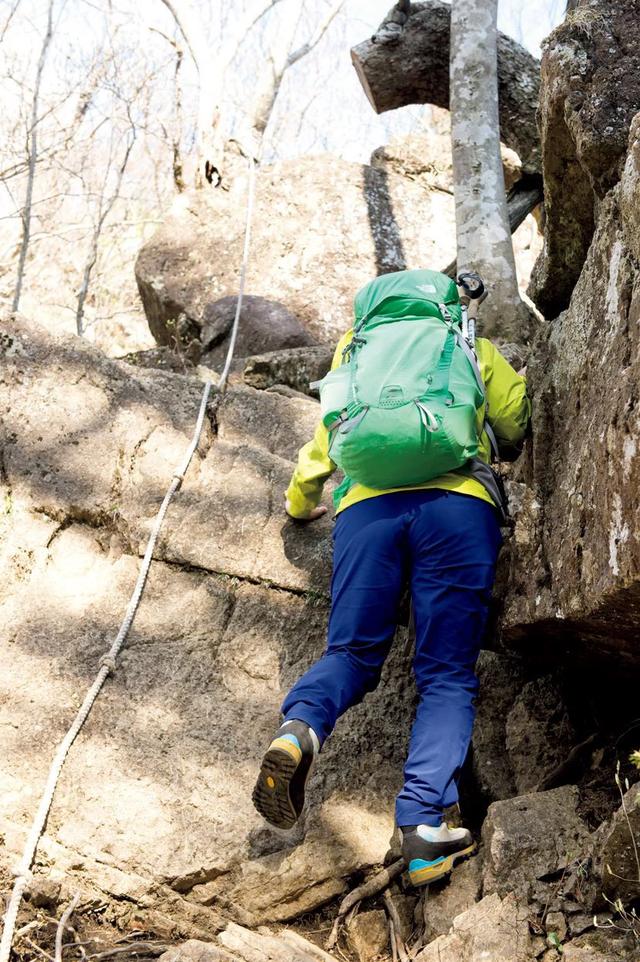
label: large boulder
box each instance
[502,111,640,667]
[135,156,457,350]
[198,295,316,369]
[530,0,640,316]
[482,786,591,903]
[135,148,541,356]
[351,0,541,174]
[415,892,533,962]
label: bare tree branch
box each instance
[76,110,137,335]
[287,0,345,67]
[252,0,345,144]
[1,0,22,43]
[12,0,56,311]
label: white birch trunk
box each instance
[449,0,531,340]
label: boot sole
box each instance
[408,843,477,887]
[252,742,303,830]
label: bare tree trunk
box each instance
[449,0,533,340]
[157,0,220,185]
[12,0,55,312]
[151,27,186,191]
[76,122,136,336]
[158,0,283,185]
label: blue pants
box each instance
[281,489,502,827]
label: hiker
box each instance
[252,268,531,886]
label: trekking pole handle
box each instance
[457,270,485,303]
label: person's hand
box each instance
[284,496,327,522]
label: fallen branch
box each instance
[351,0,541,173]
[84,944,170,960]
[325,858,405,951]
[24,938,54,962]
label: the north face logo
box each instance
[416,283,437,294]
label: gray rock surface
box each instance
[562,930,638,961]
[482,787,590,901]
[530,0,640,316]
[421,855,482,944]
[160,940,240,962]
[502,110,640,667]
[505,676,576,794]
[135,156,457,349]
[472,651,527,803]
[346,909,389,962]
[218,923,336,962]
[594,782,640,906]
[243,345,334,396]
[415,892,532,962]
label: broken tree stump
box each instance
[351,0,541,173]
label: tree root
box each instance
[382,889,410,962]
[325,858,405,951]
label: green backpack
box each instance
[313,268,487,490]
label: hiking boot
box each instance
[252,720,318,830]
[401,822,476,887]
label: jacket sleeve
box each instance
[285,330,353,518]
[479,338,531,445]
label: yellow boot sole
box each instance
[408,842,477,887]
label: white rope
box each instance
[0,156,257,962]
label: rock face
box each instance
[421,856,482,944]
[505,675,576,794]
[530,0,640,317]
[471,651,527,803]
[0,314,415,931]
[502,108,640,666]
[595,782,640,906]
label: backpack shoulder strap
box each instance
[454,331,500,462]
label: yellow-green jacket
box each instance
[286,329,531,518]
